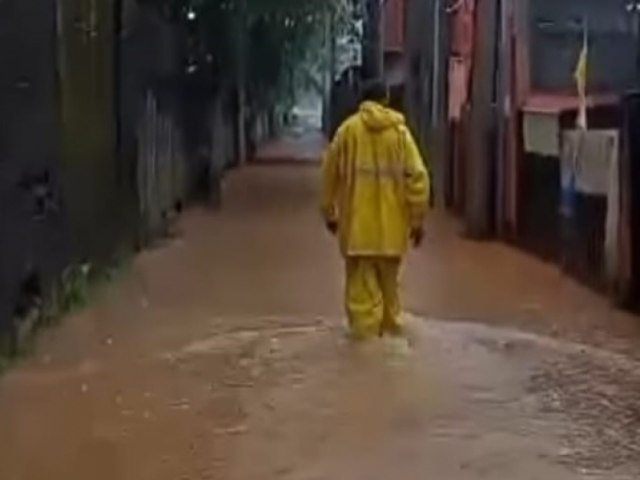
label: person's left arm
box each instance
[320,127,344,233]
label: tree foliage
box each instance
[144,0,355,105]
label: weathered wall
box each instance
[0,0,260,349]
[0,0,71,345]
[518,105,622,292]
[0,0,209,349]
[518,153,561,261]
[384,0,406,52]
[181,77,237,205]
[118,1,182,233]
[57,0,124,261]
[619,93,640,305]
[118,2,190,244]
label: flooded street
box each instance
[1,164,640,479]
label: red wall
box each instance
[384,0,405,52]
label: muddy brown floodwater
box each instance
[1,162,640,479]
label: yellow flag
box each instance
[574,26,588,129]
[574,46,587,98]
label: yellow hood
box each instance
[358,101,405,132]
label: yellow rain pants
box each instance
[346,256,402,339]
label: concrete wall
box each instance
[0,0,71,344]
[0,0,209,352]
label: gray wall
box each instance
[530,0,638,93]
[0,0,191,346]
[0,0,71,336]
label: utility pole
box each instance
[362,0,383,80]
[465,0,499,238]
[235,0,248,165]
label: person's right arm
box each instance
[402,128,430,245]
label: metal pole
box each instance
[236,0,247,165]
[431,0,441,126]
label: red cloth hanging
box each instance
[451,0,475,58]
[448,56,470,121]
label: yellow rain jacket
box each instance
[321,101,430,257]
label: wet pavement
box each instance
[1,159,640,479]
[252,130,326,165]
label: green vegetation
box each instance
[144,0,354,105]
[0,257,130,372]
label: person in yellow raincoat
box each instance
[321,80,430,340]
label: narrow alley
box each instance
[1,150,640,479]
[5,0,640,478]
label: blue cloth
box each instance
[560,171,577,219]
